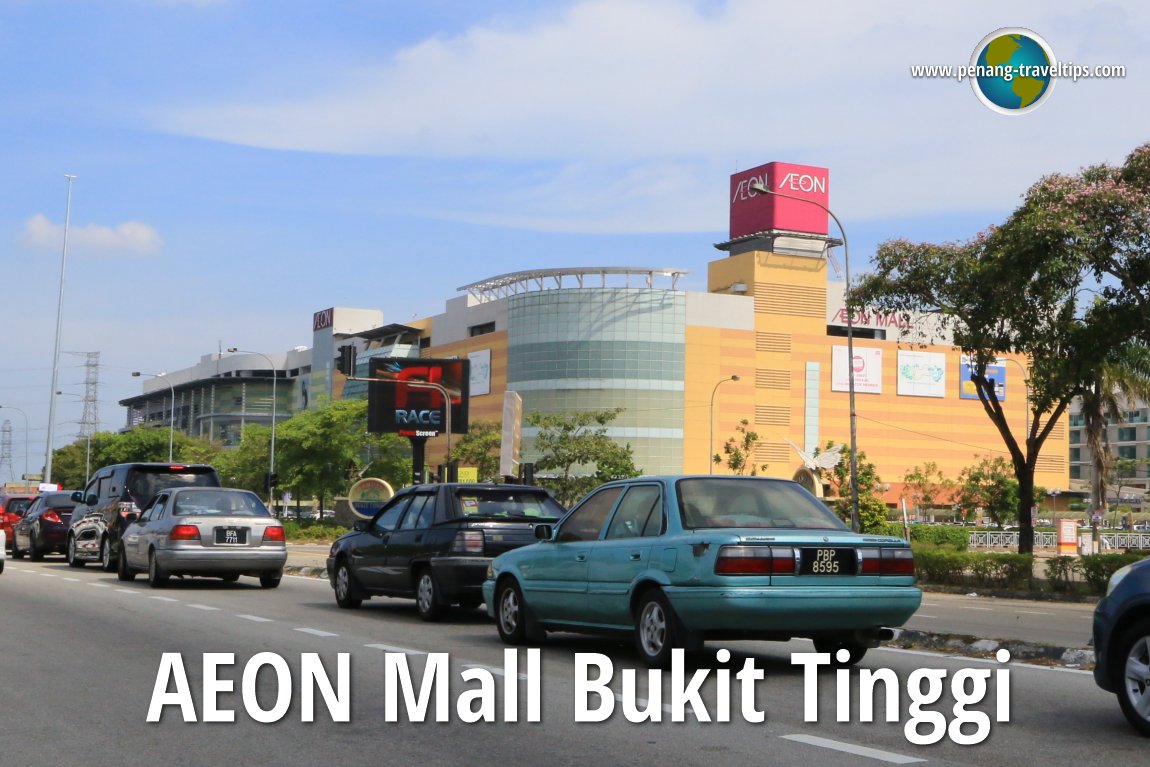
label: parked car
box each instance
[327,483,565,620]
[0,494,36,551]
[68,462,221,571]
[117,487,286,588]
[1092,556,1150,736]
[485,475,922,667]
[11,491,78,560]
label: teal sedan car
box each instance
[484,476,921,667]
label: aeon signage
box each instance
[729,162,830,239]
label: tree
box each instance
[902,462,955,519]
[448,420,502,482]
[854,147,1150,553]
[527,408,641,506]
[957,457,1019,529]
[815,441,888,532]
[713,419,768,475]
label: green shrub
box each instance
[912,548,968,585]
[1044,556,1080,592]
[877,523,969,551]
[281,519,349,542]
[1079,553,1145,595]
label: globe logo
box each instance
[969,28,1056,114]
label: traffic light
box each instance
[264,472,278,492]
[336,345,357,376]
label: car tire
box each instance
[117,549,136,582]
[333,560,362,609]
[495,579,545,645]
[28,530,43,562]
[259,571,282,589]
[415,569,442,622]
[813,638,869,667]
[100,536,116,572]
[1114,618,1150,737]
[10,534,24,559]
[66,535,86,568]
[147,550,169,588]
[634,589,683,668]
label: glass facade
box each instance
[507,288,686,474]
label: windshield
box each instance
[677,478,847,531]
[172,490,270,518]
[7,497,33,515]
[455,489,564,520]
[126,467,219,505]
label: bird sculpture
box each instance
[785,440,845,471]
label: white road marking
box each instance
[88,583,109,588]
[364,644,426,655]
[910,614,937,619]
[62,577,80,582]
[295,627,338,637]
[149,596,179,602]
[236,614,274,623]
[960,606,993,611]
[40,573,57,577]
[116,589,139,595]
[188,604,219,611]
[781,734,925,764]
[1018,610,1055,616]
[462,663,531,681]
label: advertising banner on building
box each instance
[897,350,946,398]
[469,348,492,397]
[729,161,830,239]
[367,358,471,437]
[832,346,882,394]
[959,356,1006,400]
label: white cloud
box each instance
[23,213,164,256]
[148,0,1150,232]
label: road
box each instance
[2,556,1142,767]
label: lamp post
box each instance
[132,372,175,461]
[45,174,76,485]
[750,181,859,531]
[0,405,29,480]
[709,375,740,474]
[227,348,279,502]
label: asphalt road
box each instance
[2,555,1144,766]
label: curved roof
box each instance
[457,266,688,302]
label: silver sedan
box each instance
[118,487,287,588]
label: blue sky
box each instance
[1,0,1147,479]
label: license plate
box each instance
[800,548,856,575]
[215,527,248,545]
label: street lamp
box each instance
[45,174,76,485]
[132,372,175,461]
[750,181,859,531]
[227,348,279,502]
[0,405,29,479]
[709,375,740,474]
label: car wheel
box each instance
[100,536,116,572]
[10,534,24,559]
[28,530,44,562]
[67,535,86,568]
[496,579,529,645]
[415,569,442,622]
[259,571,282,589]
[1115,618,1150,737]
[117,548,136,582]
[147,550,169,588]
[333,560,362,609]
[634,589,683,668]
[813,638,869,667]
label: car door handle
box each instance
[629,552,642,561]
[575,553,587,562]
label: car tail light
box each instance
[169,525,201,541]
[42,511,62,524]
[450,530,485,555]
[860,548,916,576]
[263,525,285,542]
[715,545,796,575]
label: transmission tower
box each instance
[80,351,100,437]
[1,420,12,482]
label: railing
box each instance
[968,531,1150,550]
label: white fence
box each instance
[968,531,1150,550]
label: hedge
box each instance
[911,548,1032,589]
[876,522,969,551]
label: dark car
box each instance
[11,491,78,560]
[67,463,221,571]
[1093,555,1150,736]
[1,494,36,551]
[326,483,565,620]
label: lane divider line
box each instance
[188,604,220,611]
[364,644,426,655]
[295,627,338,637]
[236,614,274,623]
[780,734,925,764]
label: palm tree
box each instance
[1078,341,1150,527]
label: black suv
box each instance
[326,483,565,620]
[68,463,221,571]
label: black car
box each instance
[68,463,221,571]
[11,491,79,560]
[326,483,565,620]
[1093,555,1150,736]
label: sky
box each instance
[1,0,1147,481]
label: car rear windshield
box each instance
[677,478,847,530]
[455,489,564,520]
[172,490,270,517]
[7,497,34,514]
[44,494,78,509]
[126,466,219,505]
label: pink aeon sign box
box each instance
[728,162,830,239]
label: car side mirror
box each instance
[70,491,84,504]
[534,524,554,541]
[125,512,140,524]
[353,520,369,532]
